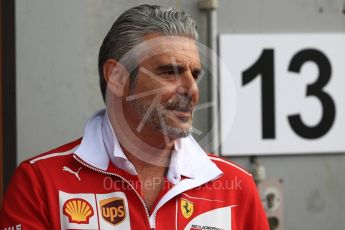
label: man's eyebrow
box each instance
[155,64,202,73]
[155,64,187,72]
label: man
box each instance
[1,4,269,230]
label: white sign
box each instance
[219,34,345,155]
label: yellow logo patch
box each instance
[99,197,126,226]
[63,198,94,224]
[181,198,194,219]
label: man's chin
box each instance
[163,126,192,140]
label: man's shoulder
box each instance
[23,138,82,166]
[201,154,257,197]
[8,138,83,189]
[207,154,252,179]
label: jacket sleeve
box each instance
[0,162,50,229]
[243,178,270,230]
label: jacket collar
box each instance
[75,109,223,184]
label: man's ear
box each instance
[103,59,129,97]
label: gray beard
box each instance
[130,100,192,140]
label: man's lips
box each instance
[166,109,193,122]
[170,109,191,117]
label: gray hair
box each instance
[98,4,199,101]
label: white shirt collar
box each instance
[75,109,222,185]
[102,112,137,175]
[74,109,110,170]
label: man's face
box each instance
[124,35,201,141]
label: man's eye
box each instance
[160,70,180,78]
[192,73,199,80]
[192,70,202,80]
[165,70,178,75]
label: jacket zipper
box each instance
[73,155,152,228]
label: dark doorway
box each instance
[1,0,17,203]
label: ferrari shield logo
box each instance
[181,198,193,219]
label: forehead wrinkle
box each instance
[154,50,200,66]
[145,53,198,67]
[137,36,199,62]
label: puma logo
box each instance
[63,166,82,181]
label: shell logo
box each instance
[63,198,94,224]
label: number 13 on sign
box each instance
[219,34,345,155]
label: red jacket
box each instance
[1,111,269,230]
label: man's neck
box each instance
[122,147,172,211]
[107,109,177,209]
[113,115,176,167]
[122,145,172,173]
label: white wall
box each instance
[16,0,95,162]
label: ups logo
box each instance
[99,197,126,226]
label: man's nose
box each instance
[176,72,199,100]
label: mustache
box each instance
[164,96,195,112]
